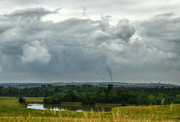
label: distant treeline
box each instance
[0,84,179,105]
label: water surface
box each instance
[27,103,114,112]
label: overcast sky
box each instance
[0,0,180,84]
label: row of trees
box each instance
[44,85,114,104]
[1,84,180,105]
[44,84,180,105]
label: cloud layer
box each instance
[0,7,179,84]
[22,41,51,64]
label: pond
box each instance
[27,103,118,112]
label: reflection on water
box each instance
[27,104,113,112]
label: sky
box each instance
[0,0,180,84]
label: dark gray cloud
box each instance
[3,7,58,22]
[0,7,179,84]
[139,14,180,42]
[99,16,135,42]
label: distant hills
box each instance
[0,82,179,88]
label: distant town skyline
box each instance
[0,0,180,85]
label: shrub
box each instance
[18,97,26,104]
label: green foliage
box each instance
[0,84,179,105]
[18,97,26,104]
[104,84,113,103]
[149,94,155,104]
[82,93,95,104]
[63,90,79,102]
[44,97,62,104]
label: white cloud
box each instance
[99,17,135,41]
[114,19,135,41]
[22,41,51,64]
[92,30,111,40]
[167,52,176,59]
[99,42,125,54]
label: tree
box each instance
[149,94,155,104]
[104,84,113,102]
[63,91,79,102]
[82,93,95,105]
[18,97,26,104]
[44,97,51,104]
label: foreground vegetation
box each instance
[0,97,179,121]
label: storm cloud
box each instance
[0,5,180,84]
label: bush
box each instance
[18,97,26,104]
[44,97,62,104]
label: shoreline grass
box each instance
[0,97,179,121]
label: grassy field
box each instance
[0,97,179,121]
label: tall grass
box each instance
[0,97,179,122]
[0,107,179,122]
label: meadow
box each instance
[0,97,179,121]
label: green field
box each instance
[0,97,179,121]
